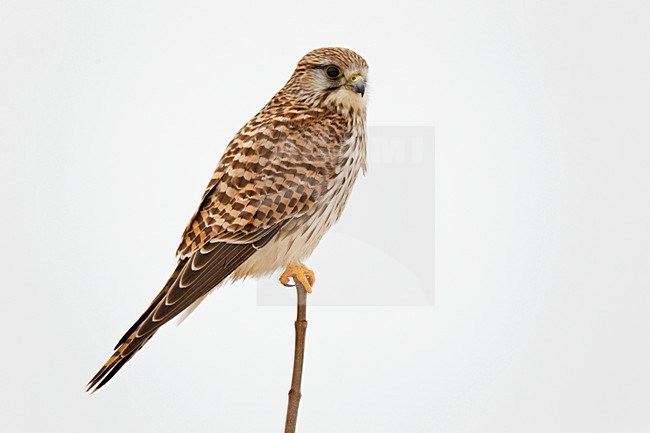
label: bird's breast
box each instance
[234,120,367,279]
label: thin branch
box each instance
[284,282,308,433]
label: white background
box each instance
[1,1,649,432]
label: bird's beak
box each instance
[346,74,365,97]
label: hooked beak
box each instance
[346,74,365,97]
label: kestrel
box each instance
[87,47,368,392]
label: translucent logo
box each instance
[256,126,435,306]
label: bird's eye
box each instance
[325,66,342,79]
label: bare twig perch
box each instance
[284,281,308,433]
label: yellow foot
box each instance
[279,264,316,293]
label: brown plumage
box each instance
[87,47,368,392]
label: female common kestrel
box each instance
[87,47,368,392]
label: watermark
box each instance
[256,126,435,306]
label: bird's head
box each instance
[284,47,368,113]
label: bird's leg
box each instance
[279,263,316,293]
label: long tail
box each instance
[85,331,154,393]
[85,254,191,393]
[86,227,281,393]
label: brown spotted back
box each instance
[176,98,352,258]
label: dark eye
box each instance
[325,66,342,79]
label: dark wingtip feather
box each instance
[86,353,120,393]
[86,228,283,394]
[86,351,137,393]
